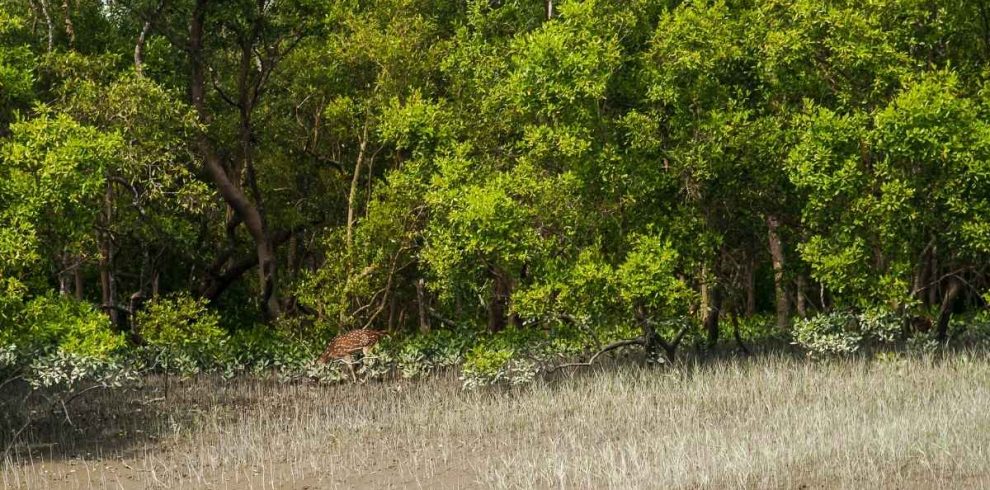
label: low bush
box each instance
[0,294,126,360]
[792,308,902,357]
[132,294,225,375]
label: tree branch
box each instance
[548,339,645,372]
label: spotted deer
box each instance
[317,329,387,381]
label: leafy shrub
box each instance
[223,324,315,377]
[0,294,126,360]
[134,294,225,374]
[385,327,477,379]
[793,309,902,357]
[858,308,902,343]
[793,312,862,356]
[24,349,134,389]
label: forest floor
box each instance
[3,351,990,489]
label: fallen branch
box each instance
[548,338,645,373]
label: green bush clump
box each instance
[793,311,863,356]
[383,327,477,379]
[0,295,132,393]
[793,308,902,357]
[134,294,226,374]
[223,324,315,377]
[0,294,126,360]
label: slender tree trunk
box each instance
[58,253,71,296]
[73,263,83,300]
[416,278,430,334]
[936,277,963,342]
[767,215,789,330]
[99,184,120,329]
[237,41,279,320]
[928,249,939,307]
[699,265,709,324]
[387,293,398,332]
[731,309,750,355]
[700,258,721,348]
[795,274,808,318]
[745,256,756,316]
[346,125,368,255]
[37,0,53,52]
[487,267,510,333]
[134,21,151,75]
[914,247,931,306]
[61,0,74,48]
[703,283,721,348]
[134,0,163,75]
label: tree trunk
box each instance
[745,256,756,316]
[134,0,163,75]
[767,215,789,330]
[416,278,430,334]
[487,267,510,333]
[134,21,151,75]
[58,253,72,296]
[700,259,721,348]
[99,182,121,329]
[61,0,74,49]
[795,274,808,318]
[387,293,398,332]
[936,277,963,342]
[73,263,83,300]
[346,125,368,255]
[928,248,939,307]
[188,0,280,320]
[703,284,721,348]
[37,0,53,52]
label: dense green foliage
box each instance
[1,0,990,385]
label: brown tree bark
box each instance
[767,215,790,330]
[487,267,511,333]
[936,277,963,342]
[416,278,430,334]
[58,253,71,296]
[188,0,280,319]
[200,228,301,302]
[700,258,722,348]
[61,0,74,48]
[73,264,83,300]
[745,256,756,316]
[346,124,368,255]
[703,284,721,348]
[928,249,940,307]
[795,274,808,318]
[99,183,121,329]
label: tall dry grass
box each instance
[4,352,990,489]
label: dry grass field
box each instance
[3,352,990,489]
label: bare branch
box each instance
[548,339,645,373]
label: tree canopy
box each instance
[2,0,990,376]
